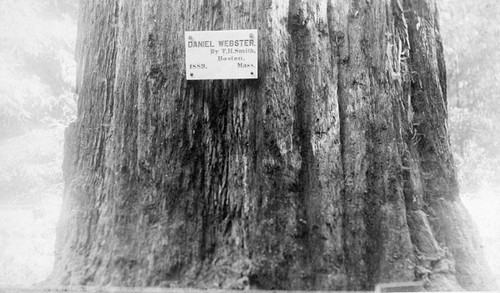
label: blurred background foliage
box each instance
[0,1,77,285]
[0,0,77,140]
[0,0,77,206]
[439,0,500,194]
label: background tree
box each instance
[49,0,496,291]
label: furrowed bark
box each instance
[50,0,496,290]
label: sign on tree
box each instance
[185,29,258,80]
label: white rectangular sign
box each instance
[185,29,258,80]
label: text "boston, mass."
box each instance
[187,39,256,48]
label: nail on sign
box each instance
[185,30,258,80]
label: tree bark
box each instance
[50,0,496,291]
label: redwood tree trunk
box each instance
[50,0,496,291]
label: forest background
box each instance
[0,0,498,287]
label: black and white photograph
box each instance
[0,0,499,292]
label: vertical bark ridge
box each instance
[287,0,346,289]
[52,0,119,285]
[361,2,415,288]
[334,1,416,289]
[96,0,142,285]
[247,0,304,289]
[336,1,371,288]
[402,0,496,290]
